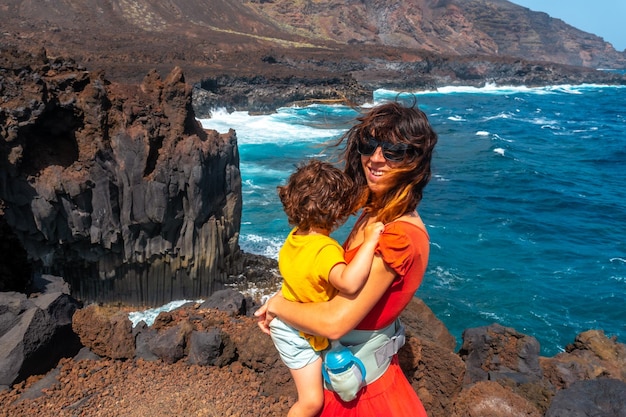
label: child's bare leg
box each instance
[287,356,324,417]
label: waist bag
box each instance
[322,319,406,402]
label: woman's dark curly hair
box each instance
[338,100,438,223]
[278,159,360,232]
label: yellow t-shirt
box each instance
[278,227,346,350]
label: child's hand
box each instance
[254,302,272,335]
[254,292,282,335]
[363,221,384,242]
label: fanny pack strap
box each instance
[374,320,406,368]
[337,319,406,385]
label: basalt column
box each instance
[0,49,242,305]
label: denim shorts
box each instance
[269,317,321,370]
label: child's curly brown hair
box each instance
[278,159,361,232]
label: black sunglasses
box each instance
[356,135,411,162]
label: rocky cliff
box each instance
[0,48,242,305]
[245,0,626,68]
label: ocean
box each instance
[198,82,626,356]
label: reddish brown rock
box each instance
[399,336,466,417]
[397,298,465,417]
[459,323,543,385]
[72,305,135,359]
[3,290,626,416]
[2,0,625,88]
[401,297,457,350]
[450,380,543,417]
[235,319,296,400]
[541,330,626,390]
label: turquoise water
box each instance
[200,83,626,356]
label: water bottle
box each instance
[322,341,367,402]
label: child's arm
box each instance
[328,222,384,295]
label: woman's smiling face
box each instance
[360,144,404,196]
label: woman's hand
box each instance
[254,292,281,335]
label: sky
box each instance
[511,0,626,51]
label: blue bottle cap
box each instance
[325,348,355,373]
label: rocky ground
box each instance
[0,343,292,417]
[0,278,294,417]
[3,287,626,417]
[0,345,265,417]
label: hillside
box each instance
[1,0,625,88]
[245,0,625,68]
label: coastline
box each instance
[1,271,625,417]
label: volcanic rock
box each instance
[0,47,242,305]
[0,275,81,388]
[459,322,543,385]
[545,379,626,417]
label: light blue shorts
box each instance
[269,317,321,370]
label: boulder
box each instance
[0,276,82,388]
[399,335,466,417]
[236,318,295,399]
[545,378,626,417]
[459,323,543,385]
[147,320,193,364]
[451,380,543,417]
[72,305,135,359]
[401,297,457,350]
[187,328,235,367]
[398,298,465,417]
[133,322,159,362]
[541,329,626,389]
[199,288,247,316]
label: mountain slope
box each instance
[244,0,625,68]
[1,0,624,85]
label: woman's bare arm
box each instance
[258,253,396,340]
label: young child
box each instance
[270,159,384,417]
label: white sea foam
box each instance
[492,134,513,142]
[376,84,626,99]
[478,310,504,322]
[199,107,344,146]
[430,265,465,288]
[242,164,290,180]
[242,179,265,191]
[128,299,204,327]
[239,233,282,259]
[493,148,505,156]
[529,117,558,126]
[484,112,513,121]
[476,131,490,136]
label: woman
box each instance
[256,100,438,416]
